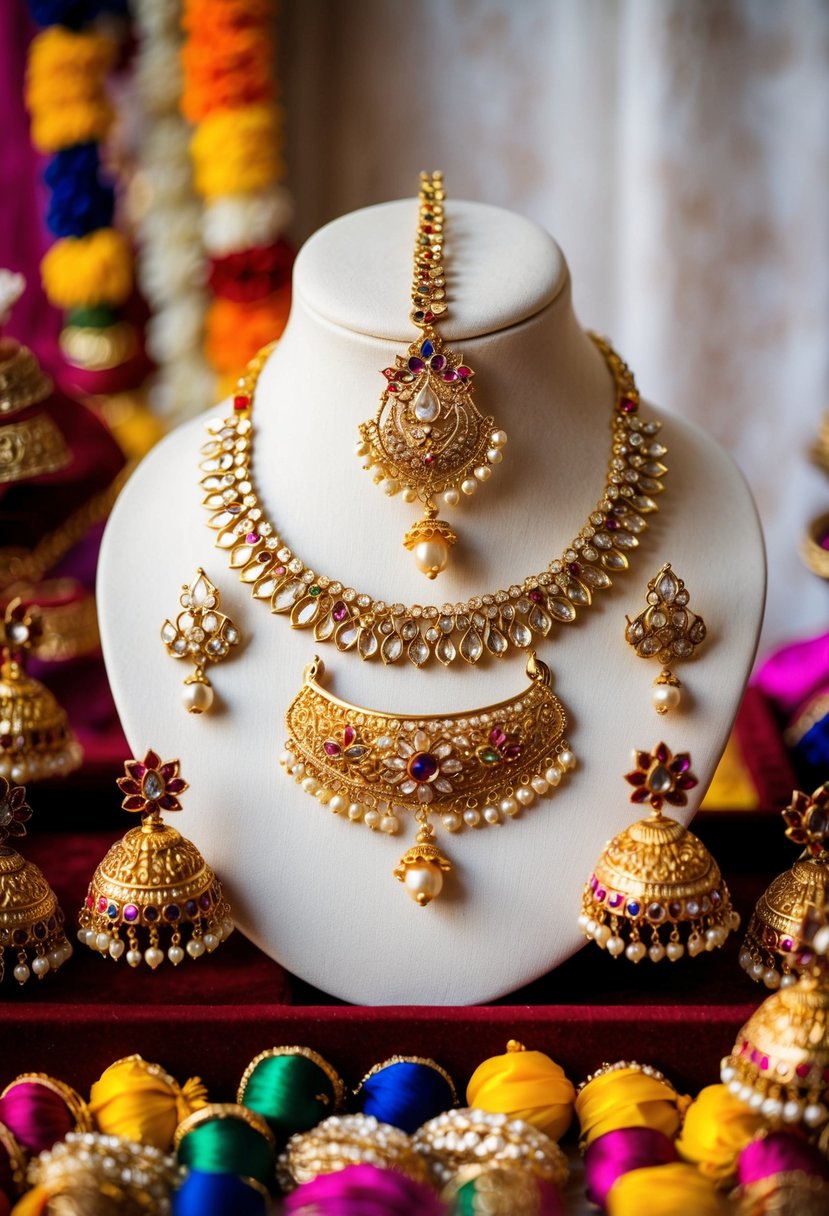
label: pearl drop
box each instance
[652,683,681,714]
[126,950,142,967]
[648,943,666,963]
[31,955,49,979]
[606,936,625,957]
[96,932,111,953]
[531,775,549,795]
[578,914,590,929]
[738,948,752,969]
[515,787,535,807]
[782,1100,803,1123]
[442,812,462,832]
[491,430,508,447]
[355,441,369,457]
[586,918,597,937]
[302,776,320,795]
[48,948,64,969]
[76,927,88,944]
[329,794,348,815]
[486,448,503,464]
[183,679,213,714]
[463,808,481,827]
[705,928,720,950]
[748,1092,765,1110]
[168,946,185,966]
[750,960,765,979]
[13,963,30,984]
[403,860,444,906]
[348,803,364,821]
[316,787,334,805]
[594,924,612,948]
[203,933,220,952]
[144,947,164,970]
[402,487,418,503]
[721,1066,736,1083]
[625,941,646,963]
[666,941,684,961]
[381,478,400,496]
[484,805,502,824]
[364,809,381,829]
[380,816,399,834]
[499,797,518,818]
[291,763,306,780]
[10,765,25,782]
[187,939,206,958]
[544,765,562,786]
[558,749,577,771]
[414,538,449,579]
[803,1103,826,1127]
[443,488,460,507]
[280,750,295,768]
[109,939,125,960]
[763,968,780,989]
[813,925,829,954]
[474,465,492,481]
[780,972,797,987]
[461,478,477,495]
[761,1098,783,1118]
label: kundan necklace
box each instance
[200,335,668,668]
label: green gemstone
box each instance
[477,747,501,766]
[309,586,321,597]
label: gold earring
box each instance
[161,569,241,714]
[579,743,739,962]
[357,171,508,578]
[625,563,707,714]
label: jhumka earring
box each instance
[579,743,739,962]
[625,564,707,713]
[357,171,508,578]
[77,749,233,969]
[161,569,241,713]
[739,784,829,990]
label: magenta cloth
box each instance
[584,1126,678,1209]
[285,1164,446,1216]
[754,630,829,719]
[0,1079,76,1156]
[737,1131,829,1186]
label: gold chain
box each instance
[201,335,667,668]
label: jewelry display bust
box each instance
[98,198,765,1005]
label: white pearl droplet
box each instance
[625,941,646,963]
[474,465,492,481]
[652,683,681,714]
[203,933,220,952]
[96,933,111,953]
[126,949,142,968]
[414,538,449,579]
[183,679,214,714]
[442,812,462,832]
[461,478,477,496]
[329,794,347,815]
[558,749,577,771]
[109,939,125,960]
[531,775,549,795]
[402,487,418,503]
[499,797,518,818]
[545,765,562,786]
[515,787,535,808]
[463,808,481,827]
[491,430,508,447]
[403,860,444,906]
[443,488,460,507]
[168,945,185,966]
[486,448,503,464]
[364,809,381,829]
[484,804,502,824]
[13,963,30,984]
[144,947,164,970]
[187,938,206,958]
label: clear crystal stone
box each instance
[648,765,673,794]
[160,622,176,644]
[413,381,441,422]
[358,629,379,659]
[460,628,483,663]
[486,627,508,655]
[143,772,164,799]
[381,634,403,663]
[528,606,552,635]
[510,621,532,648]
[435,635,456,666]
[408,638,430,666]
[656,570,679,602]
[273,580,305,612]
[548,598,576,623]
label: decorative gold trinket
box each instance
[625,563,707,714]
[160,568,241,714]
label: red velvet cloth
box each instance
[0,824,772,1101]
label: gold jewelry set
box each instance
[151,175,726,938]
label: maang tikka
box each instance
[357,171,508,578]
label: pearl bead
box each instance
[484,805,502,824]
[748,1091,765,1110]
[463,808,481,827]
[545,765,562,786]
[302,776,320,796]
[109,939,125,960]
[380,816,399,834]
[126,949,142,967]
[461,478,477,495]
[705,928,720,950]
[491,430,508,447]
[291,763,306,780]
[763,968,780,989]
[402,487,418,503]
[499,797,518,818]
[48,948,64,969]
[316,787,334,805]
[782,1100,803,1123]
[652,683,681,714]
[13,963,30,984]
[515,787,535,807]
[558,749,577,771]
[442,812,462,832]
[750,961,765,979]
[804,1103,826,1127]
[761,1098,783,1118]
[96,932,111,953]
[187,939,206,958]
[364,809,381,829]
[381,478,400,496]
[31,955,49,980]
[486,448,503,464]
[329,794,348,815]
[183,679,213,714]
[738,948,752,969]
[144,947,164,970]
[648,942,666,963]
[474,465,492,481]
[280,750,295,768]
[203,933,220,952]
[666,941,684,961]
[348,803,364,821]
[443,488,460,507]
[77,927,88,944]
[531,775,549,795]
[10,765,25,782]
[371,466,386,484]
[625,941,646,963]
[780,972,797,987]
[414,538,449,579]
[606,936,625,957]
[813,925,829,954]
[403,860,444,906]
[167,946,185,966]
[355,441,369,457]
[594,924,612,948]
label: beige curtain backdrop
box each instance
[280,0,829,659]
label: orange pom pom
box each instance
[204,288,290,376]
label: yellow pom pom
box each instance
[675,1084,767,1183]
[41,230,132,311]
[89,1055,208,1151]
[26,28,114,153]
[575,1063,689,1149]
[190,104,284,199]
[466,1040,576,1142]
[606,1162,731,1216]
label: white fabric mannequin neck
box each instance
[98,199,765,1005]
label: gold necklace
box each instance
[200,334,668,668]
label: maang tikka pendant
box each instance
[357,171,507,578]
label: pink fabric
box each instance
[285,1164,445,1216]
[584,1127,678,1209]
[737,1131,829,1186]
[754,630,829,720]
[0,1079,75,1156]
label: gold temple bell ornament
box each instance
[161,569,241,714]
[625,564,707,714]
[77,750,233,969]
[580,744,739,962]
[357,171,508,578]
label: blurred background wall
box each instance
[281,0,829,660]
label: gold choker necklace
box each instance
[200,334,667,668]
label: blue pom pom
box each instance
[44,146,115,237]
[173,1171,268,1216]
[356,1058,456,1134]
[27,0,109,28]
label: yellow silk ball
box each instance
[607,1162,731,1216]
[575,1065,689,1148]
[41,229,132,311]
[676,1084,767,1182]
[89,1055,207,1150]
[466,1041,576,1142]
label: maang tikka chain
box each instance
[357,171,508,579]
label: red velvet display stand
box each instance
[1,807,779,1102]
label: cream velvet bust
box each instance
[98,199,765,1005]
